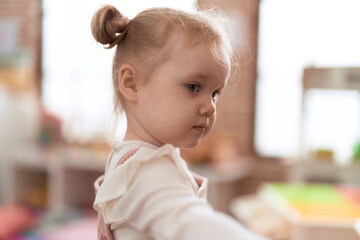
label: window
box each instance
[255,0,360,162]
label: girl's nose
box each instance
[199,98,216,116]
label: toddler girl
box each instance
[92,4,265,240]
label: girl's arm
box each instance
[111,156,266,240]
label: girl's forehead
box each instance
[142,32,230,83]
[170,41,229,84]
[184,42,230,77]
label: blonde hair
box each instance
[91,5,234,114]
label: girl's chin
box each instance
[176,139,202,149]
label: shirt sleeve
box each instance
[110,156,266,240]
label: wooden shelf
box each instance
[6,145,107,220]
[303,67,360,90]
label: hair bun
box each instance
[91,5,128,48]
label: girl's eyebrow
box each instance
[186,72,211,80]
[185,72,226,89]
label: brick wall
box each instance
[197,0,287,194]
[198,0,259,157]
[0,0,42,90]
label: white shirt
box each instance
[93,140,265,240]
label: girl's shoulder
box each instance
[94,140,201,213]
[109,140,183,170]
[106,140,198,189]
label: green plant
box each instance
[352,141,360,162]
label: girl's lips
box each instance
[193,126,206,133]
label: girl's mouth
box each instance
[193,126,206,133]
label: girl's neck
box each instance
[117,139,160,149]
[123,128,163,147]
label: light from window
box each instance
[255,0,360,162]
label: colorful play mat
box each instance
[259,183,360,225]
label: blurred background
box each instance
[1,0,360,239]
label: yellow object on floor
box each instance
[231,183,360,240]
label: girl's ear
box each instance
[118,64,138,102]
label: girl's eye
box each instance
[187,84,200,93]
[212,91,219,99]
